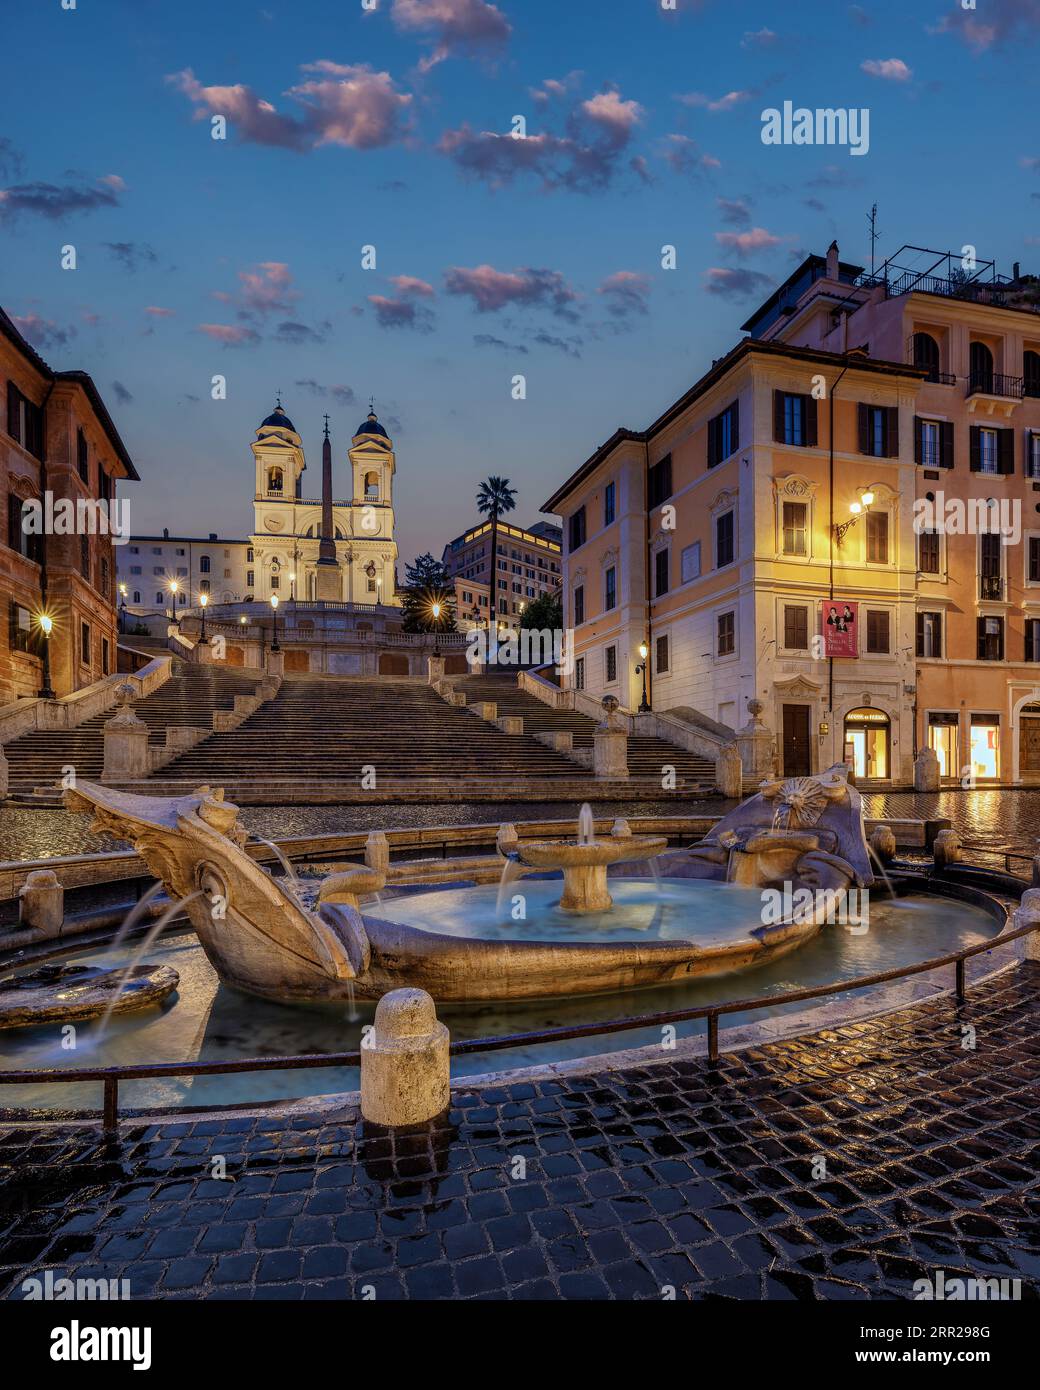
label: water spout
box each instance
[97,890,204,1033]
[577,803,595,847]
[104,880,165,961]
[252,838,300,892]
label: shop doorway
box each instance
[844,708,890,779]
[969,714,1000,780]
[927,713,959,781]
[1021,705,1040,777]
[782,705,811,777]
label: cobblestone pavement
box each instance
[2,790,1038,863]
[1,964,1038,1301]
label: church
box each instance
[250,401,399,604]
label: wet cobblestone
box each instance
[1,964,1037,1301]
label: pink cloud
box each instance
[391,0,511,68]
[597,271,651,317]
[444,263,580,318]
[145,306,175,318]
[714,227,783,256]
[388,274,435,297]
[678,89,754,113]
[238,261,297,316]
[580,91,644,140]
[197,323,261,346]
[860,57,913,81]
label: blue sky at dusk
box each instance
[2,0,1038,565]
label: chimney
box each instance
[163,527,169,539]
[826,240,840,279]
[1013,261,1021,282]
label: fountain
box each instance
[514,803,667,911]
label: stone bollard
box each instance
[19,869,64,936]
[1012,888,1040,962]
[365,831,390,873]
[612,818,632,837]
[870,824,897,864]
[361,988,450,1126]
[933,829,961,869]
[496,823,519,857]
[715,744,743,798]
[913,746,941,793]
[267,648,284,678]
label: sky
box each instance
[2,0,1039,566]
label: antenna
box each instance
[866,203,881,278]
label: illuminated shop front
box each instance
[969,713,1000,781]
[843,707,890,780]
[927,712,959,782]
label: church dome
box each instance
[260,406,295,432]
[356,410,389,439]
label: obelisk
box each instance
[315,413,341,600]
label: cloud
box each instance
[742,27,778,48]
[294,379,357,405]
[439,85,643,192]
[714,226,783,256]
[145,305,175,317]
[932,0,1040,51]
[168,63,411,151]
[861,57,913,81]
[238,261,298,317]
[702,267,774,300]
[11,313,75,350]
[0,176,122,222]
[716,196,752,226]
[661,134,721,177]
[388,274,435,297]
[531,330,582,358]
[367,294,434,330]
[597,271,650,317]
[112,380,133,405]
[678,89,754,113]
[274,319,331,344]
[390,0,511,70]
[473,333,528,354]
[104,241,158,272]
[197,323,261,346]
[444,264,580,319]
[0,138,24,179]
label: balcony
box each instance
[979,574,1004,601]
[967,371,1024,418]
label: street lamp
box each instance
[168,578,180,628]
[289,571,296,603]
[118,583,127,635]
[636,640,651,713]
[198,592,209,644]
[270,592,280,651]
[430,599,442,658]
[835,489,876,547]
[37,611,55,700]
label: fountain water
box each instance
[252,838,300,892]
[97,890,203,1032]
[104,880,165,961]
[577,803,595,846]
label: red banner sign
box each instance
[822,600,859,657]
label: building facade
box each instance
[2,307,138,702]
[443,519,562,629]
[545,242,1040,786]
[117,532,250,614]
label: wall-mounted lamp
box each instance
[835,489,876,546]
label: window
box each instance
[155,592,163,605]
[574,657,585,691]
[781,501,807,556]
[7,491,42,562]
[681,542,701,584]
[1030,537,1040,584]
[717,611,735,656]
[199,555,211,573]
[604,565,617,611]
[247,548,254,562]
[199,578,210,593]
[917,611,942,658]
[783,604,808,650]
[246,570,255,587]
[715,511,735,568]
[865,511,889,564]
[568,507,586,552]
[267,467,283,493]
[130,565,141,575]
[655,634,669,674]
[980,533,1003,599]
[573,584,584,626]
[708,402,739,467]
[858,403,898,458]
[918,529,941,575]
[101,637,110,676]
[8,601,34,654]
[603,481,615,527]
[647,455,672,509]
[6,383,44,459]
[969,341,994,394]
[970,425,1011,474]
[270,574,280,589]
[1025,351,1040,399]
[1027,619,1040,663]
[77,428,89,484]
[654,548,669,597]
[977,615,1004,661]
[912,332,941,383]
[605,645,617,683]
[866,609,890,653]
[914,418,953,469]
[100,556,109,596]
[773,391,817,447]
[80,621,91,666]
[1027,431,1040,480]
[365,471,379,499]
[133,591,140,604]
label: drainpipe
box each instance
[828,358,851,741]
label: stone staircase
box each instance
[456,672,718,789]
[1,662,264,800]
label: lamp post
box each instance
[198,592,209,644]
[834,489,875,547]
[118,583,127,635]
[168,578,180,629]
[636,640,651,713]
[270,592,280,651]
[289,571,296,604]
[37,612,55,700]
[431,600,442,658]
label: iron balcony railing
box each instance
[979,574,1005,601]
[968,371,1024,399]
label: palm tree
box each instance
[475,475,517,630]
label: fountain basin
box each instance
[516,834,667,910]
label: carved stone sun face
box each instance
[766,776,831,828]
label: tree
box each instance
[401,551,457,633]
[405,552,452,590]
[519,588,562,631]
[475,475,517,629]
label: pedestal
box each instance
[102,713,151,781]
[593,730,628,780]
[427,656,445,685]
[314,562,341,602]
[266,649,284,678]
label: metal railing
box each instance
[968,372,1024,399]
[1,907,1036,1134]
